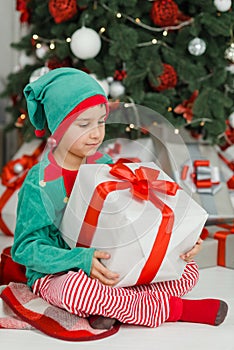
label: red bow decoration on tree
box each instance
[16,0,31,23]
[174,90,199,123]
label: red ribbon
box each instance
[218,152,234,190]
[214,231,232,267]
[76,163,179,285]
[193,160,213,189]
[0,142,45,236]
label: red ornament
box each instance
[48,0,78,24]
[174,90,199,123]
[150,63,177,91]
[47,56,73,70]
[151,0,179,27]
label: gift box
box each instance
[217,145,234,191]
[100,137,158,163]
[0,139,45,236]
[60,162,208,287]
[207,225,234,269]
[193,237,218,269]
[150,127,234,225]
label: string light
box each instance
[99,27,106,34]
[163,30,168,37]
[101,3,193,33]
[49,41,55,50]
[174,128,179,134]
[167,106,172,112]
[66,37,71,43]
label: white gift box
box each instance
[0,139,45,236]
[60,162,208,287]
[194,237,218,269]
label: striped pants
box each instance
[33,261,199,328]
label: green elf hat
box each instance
[23,67,108,138]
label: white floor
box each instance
[0,233,234,350]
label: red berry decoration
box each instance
[48,0,78,24]
[114,69,127,81]
[150,63,177,91]
[151,0,179,27]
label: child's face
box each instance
[55,104,106,167]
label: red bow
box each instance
[109,163,179,200]
[174,90,199,123]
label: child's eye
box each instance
[98,120,105,125]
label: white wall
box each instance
[0,0,21,122]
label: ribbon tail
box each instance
[136,192,174,285]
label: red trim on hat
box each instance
[52,95,108,143]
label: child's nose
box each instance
[90,125,101,138]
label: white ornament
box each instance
[13,163,24,174]
[229,112,234,128]
[226,64,234,74]
[109,81,125,98]
[224,43,234,63]
[35,44,49,59]
[214,0,232,12]
[29,66,50,83]
[188,37,206,56]
[89,74,110,96]
[106,76,114,84]
[19,53,36,67]
[70,26,102,60]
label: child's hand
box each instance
[180,237,203,263]
[90,250,120,286]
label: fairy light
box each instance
[20,113,26,119]
[174,128,179,134]
[167,106,172,112]
[49,41,55,50]
[135,18,141,23]
[152,38,157,44]
[99,27,106,34]
[200,121,205,126]
[32,34,39,40]
[129,123,135,129]
[163,30,168,36]
[36,43,42,49]
[116,12,122,18]
[66,37,71,43]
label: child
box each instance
[11,68,228,329]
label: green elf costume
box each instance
[11,68,112,288]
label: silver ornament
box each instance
[224,43,234,63]
[13,163,24,174]
[188,37,206,56]
[29,66,50,83]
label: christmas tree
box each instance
[1,0,234,145]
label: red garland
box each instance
[151,0,179,27]
[48,0,78,24]
[150,63,177,92]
